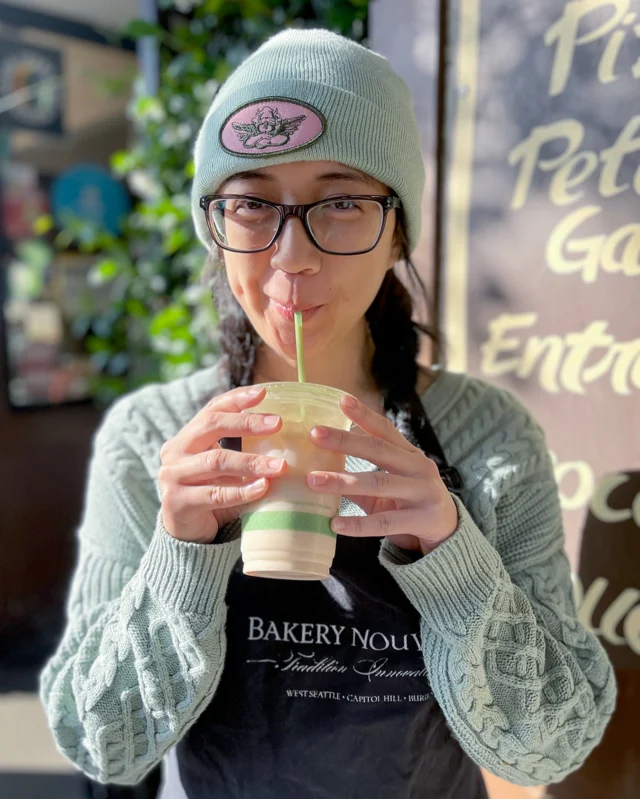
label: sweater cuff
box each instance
[379,496,504,633]
[139,512,241,617]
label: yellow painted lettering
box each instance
[601,222,640,276]
[552,455,596,510]
[590,473,632,523]
[624,605,640,655]
[516,335,565,393]
[597,27,626,83]
[550,151,598,205]
[480,313,538,377]
[545,205,605,283]
[545,0,630,97]
[610,340,640,394]
[599,115,640,197]
[508,120,584,210]
[562,322,615,393]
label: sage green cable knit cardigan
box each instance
[40,364,616,787]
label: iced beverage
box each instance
[240,382,353,580]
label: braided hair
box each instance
[204,214,442,459]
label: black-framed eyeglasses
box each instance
[199,194,401,255]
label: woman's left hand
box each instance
[306,395,459,555]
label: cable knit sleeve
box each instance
[378,397,617,787]
[39,396,240,785]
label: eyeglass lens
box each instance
[208,198,385,254]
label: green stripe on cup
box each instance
[241,510,337,538]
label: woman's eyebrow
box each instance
[220,169,381,190]
[220,171,275,188]
[316,171,381,190]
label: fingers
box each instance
[338,395,417,454]
[171,411,281,458]
[204,385,267,414]
[163,386,282,460]
[329,508,432,538]
[307,469,432,502]
[159,448,286,486]
[309,427,432,477]
[164,477,270,516]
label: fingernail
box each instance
[246,386,263,397]
[249,478,267,492]
[263,415,280,427]
[312,426,329,438]
[342,395,358,409]
[308,472,329,486]
[332,518,347,532]
[268,458,284,470]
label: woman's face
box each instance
[216,160,399,364]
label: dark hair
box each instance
[203,213,442,456]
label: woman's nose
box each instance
[270,216,321,274]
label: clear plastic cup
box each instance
[241,382,353,580]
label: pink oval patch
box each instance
[220,98,325,157]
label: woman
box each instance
[40,29,616,798]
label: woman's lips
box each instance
[272,301,322,322]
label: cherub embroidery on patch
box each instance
[220,98,326,157]
[234,105,305,149]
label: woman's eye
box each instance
[228,199,269,216]
[327,200,359,212]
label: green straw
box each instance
[294,311,306,383]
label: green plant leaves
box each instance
[149,304,190,336]
[123,20,165,40]
[163,228,191,255]
[50,0,367,407]
[32,214,55,235]
[15,239,52,273]
[89,259,121,285]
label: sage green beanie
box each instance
[191,28,425,252]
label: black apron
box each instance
[175,408,488,799]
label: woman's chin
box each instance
[259,327,322,371]
[276,334,317,363]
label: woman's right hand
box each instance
[158,385,286,543]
